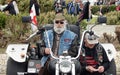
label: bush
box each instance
[91,6,100,14]
[80,20,88,30]
[106,11,120,25]
[108,5,116,12]
[0,0,117,15]
[0,12,6,29]
[39,0,54,13]
[3,13,31,41]
[91,5,116,15]
[65,14,78,24]
[38,11,55,26]
[0,0,5,4]
[35,11,87,27]
[17,0,29,13]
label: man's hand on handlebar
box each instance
[44,48,51,54]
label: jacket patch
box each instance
[64,38,71,42]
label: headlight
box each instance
[59,61,72,73]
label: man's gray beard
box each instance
[54,26,66,34]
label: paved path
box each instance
[87,25,118,37]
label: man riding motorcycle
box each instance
[39,13,81,75]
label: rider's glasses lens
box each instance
[55,20,64,24]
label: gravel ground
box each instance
[0,51,120,75]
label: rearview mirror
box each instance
[22,16,31,23]
[97,16,107,24]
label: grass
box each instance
[88,16,98,24]
[0,48,6,54]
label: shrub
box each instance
[4,14,31,41]
[0,12,6,29]
[39,0,54,13]
[108,5,116,12]
[91,5,116,15]
[38,11,55,26]
[80,20,88,30]
[65,14,78,24]
[38,10,88,30]
[17,0,29,13]
[106,11,120,25]
[0,0,5,4]
[91,6,100,14]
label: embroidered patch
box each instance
[64,39,71,42]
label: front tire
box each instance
[6,57,27,75]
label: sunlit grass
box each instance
[88,16,98,24]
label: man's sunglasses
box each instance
[55,20,64,24]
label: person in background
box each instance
[77,0,92,23]
[99,5,103,16]
[53,0,66,14]
[3,0,19,15]
[116,4,120,11]
[97,0,103,5]
[79,31,110,75]
[39,13,81,75]
[29,0,40,16]
[0,4,8,11]
[67,0,81,16]
[12,0,19,14]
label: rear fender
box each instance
[101,43,116,62]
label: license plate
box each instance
[27,68,36,73]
